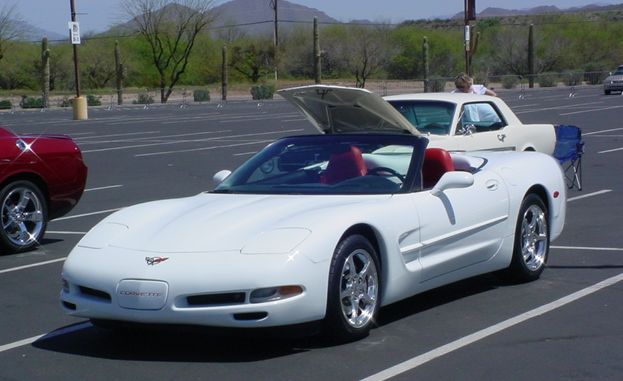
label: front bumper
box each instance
[60,246,329,328]
[604,82,623,91]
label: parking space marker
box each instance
[0,257,66,275]
[598,147,623,154]
[560,104,623,116]
[552,245,623,251]
[362,271,623,381]
[51,208,122,221]
[583,127,623,136]
[567,189,612,202]
[0,322,92,354]
[46,231,87,235]
[85,185,123,192]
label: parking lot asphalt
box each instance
[0,85,622,381]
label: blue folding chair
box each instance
[553,125,584,190]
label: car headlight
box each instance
[77,222,129,249]
[241,228,311,255]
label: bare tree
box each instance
[0,3,21,62]
[324,24,393,88]
[121,0,216,103]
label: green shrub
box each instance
[563,71,583,86]
[538,73,558,88]
[250,84,275,100]
[0,100,11,109]
[20,96,44,109]
[428,76,447,92]
[87,94,102,106]
[59,97,72,107]
[193,89,210,102]
[133,92,154,104]
[501,75,520,89]
[583,62,607,85]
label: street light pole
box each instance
[69,0,87,120]
[70,0,81,98]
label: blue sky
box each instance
[11,0,619,35]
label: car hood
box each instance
[278,85,420,136]
[80,192,387,253]
[605,74,623,82]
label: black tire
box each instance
[605,90,611,95]
[0,180,47,253]
[324,234,380,342]
[506,194,549,282]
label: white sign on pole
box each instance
[68,21,81,45]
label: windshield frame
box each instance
[213,134,428,195]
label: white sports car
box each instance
[60,86,566,341]
[280,85,556,155]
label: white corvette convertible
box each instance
[61,87,566,341]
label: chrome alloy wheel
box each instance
[1,186,45,247]
[520,204,548,271]
[339,248,379,329]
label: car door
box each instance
[456,102,518,152]
[412,169,510,282]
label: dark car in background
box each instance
[0,127,87,253]
[603,65,623,95]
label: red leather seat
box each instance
[422,148,454,188]
[321,146,367,184]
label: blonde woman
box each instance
[453,73,497,96]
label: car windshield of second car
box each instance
[387,100,456,136]
[213,135,425,195]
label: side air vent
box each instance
[78,286,112,302]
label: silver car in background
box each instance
[603,65,623,95]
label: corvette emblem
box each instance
[145,256,169,265]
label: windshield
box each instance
[213,134,427,195]
[387,100,455,135]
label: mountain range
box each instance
[16,1,623,41]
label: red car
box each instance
[0,127,87,253]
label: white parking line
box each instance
[84,185,123,192]
[362,271,623,381]
[0,322,91,354]
[560,105,623,116]
[0,257,66,275]
[583,127,623,136]
[552,245,623,251]
[567,189,612,202]
[46,231,87,235]
[73,131,160,140]
[51,208,122,222]
[598,147,623,154]
[135,139,275,157]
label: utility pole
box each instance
[69,0,87,120]
[464,0,476,76]
[271,0,278,80]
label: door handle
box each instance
[486,179,499,191]
[497,134,506,141]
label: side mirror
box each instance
[431,171,474,196]
[213,170,231,187]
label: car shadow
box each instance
[378,272,502,326]
[32,273,512,361]
[32,321,318,362]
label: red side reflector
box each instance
[553,191,560,198]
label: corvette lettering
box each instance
[145,256,169,265]
[118,290,163,297]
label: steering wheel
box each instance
[367,166,405,182]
